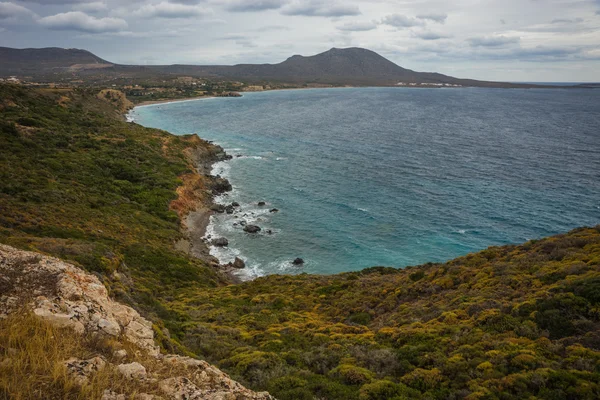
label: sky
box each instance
[1,0,600,82]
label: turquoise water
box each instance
[131,87,600,278]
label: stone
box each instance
[101,390,126,400]
[65,356,106,385]
[243,225,261,234]
[292,258,305,265]
[98,318,121,336]
[232,257,245,269]
[269,209,279,213]
[117,362,147,380]
[210,204,226,213]
[212,238,229,247]
[225,205,234,214]
[231,202,240,207]
[113,349,128,361]
[257,201,266,206]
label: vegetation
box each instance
[0,312,213,399]
[1,84,599,399]
[172,226,600,399]
[0,84,226,344]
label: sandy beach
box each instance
[134,95,215,108]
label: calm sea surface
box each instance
[131,87,600,278]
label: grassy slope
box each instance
[1,84,599,400]
[0,84,226,346]
[177,227,600,400]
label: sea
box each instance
[130,87,600,279]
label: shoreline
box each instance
[130,98,240,281]
[134,95,216,108]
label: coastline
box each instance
[129,103,243,281]
[134,95,216,108]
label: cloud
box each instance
[0,2,34,19]
[225,0,286,12]
[336,21,377,32]
[413,30,451,40]
[169,0,205,4]
[20,0,95,3]
[381,14,424,28]
[134,2,210,18]
[468,35,520,47]
[255,24,290,32]
[72,2,107,12]
[416,13,447,24]
[281,1,360,17]
[38,11,127,33]
[551,18,584,24]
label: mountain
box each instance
[0,46,112,76]
[1,46,535,87]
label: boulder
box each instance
[270,209,279,213]
[211,238,229,247]
[225,205,235,214]
[243,225,261,233]
[210,204,225,213]
[65,356,106,385]
[117,362,147,380]
[292,258,304,266]
[232,202,240,207]
[257,201,266,206]
[212,177,232,193]
[232,257,246,269]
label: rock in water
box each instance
[225,205,235,214]
[244,225,261,233]
[233,257,246,269]
[211,238,229,247]
[257,201,266,206]
[210,204,226,213]
[270,209,279,213]
[292,258,304,266]
[232,202,240,207]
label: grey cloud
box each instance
[20,0,96,3]
[468,35,520,47]
[169,0,206,4]
[0,2,35,19]
[134,2,211,18]
[551,18,584,24]
[416,13,447,24]
[72,2,107,12]
[336,20,377,32]
[281,1,360,17]
[413,30,450,40]
[38,11,127,32]
[226,0,286,12]
[381,14,425,28]
[254,24,290,32]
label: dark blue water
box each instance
[131,87,600,278]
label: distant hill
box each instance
[0,46,544,88]
[0,47,113,76]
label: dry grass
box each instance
[0,312,215,400]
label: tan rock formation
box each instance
[0,244,274,400]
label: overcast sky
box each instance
[1,0,599,81]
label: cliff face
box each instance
[0,244,273,400]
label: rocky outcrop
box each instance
[0,244,274,400]
[0,243,159,356]
[243,225,261,234]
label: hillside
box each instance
[1,46,538,87]
[0,84,599,400]
[0,47,112,76]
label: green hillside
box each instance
[1,84,598,400]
